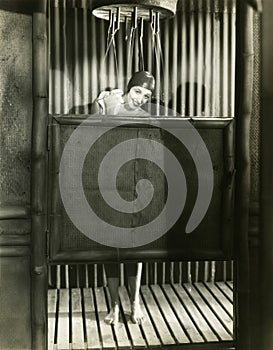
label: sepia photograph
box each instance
[0,0,272,349]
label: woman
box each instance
[92,71,155,325]
[91,71,155,117]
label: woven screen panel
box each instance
[52,124,226,257]
[250,13,261,207]
[0,11,32,206]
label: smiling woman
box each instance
[91,70,155,116]
[89,70,156,325]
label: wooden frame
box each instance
[48,116,235,264]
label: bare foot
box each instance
[104,304,119,325]
[131,301,144,324]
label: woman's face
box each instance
[126,86,152,110]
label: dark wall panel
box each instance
[0,256,31,350]
[0,10,32,206]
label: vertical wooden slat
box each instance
[211,261,216,282]
[154,262,157,284]
[108,23,116,88]
[94,263,98,288]
[204,0,212,116]
[134,26,139,72]
[147,21,153,78]
[212,0,220,116]
[155,33,161,113]
[63,0,69,113]
[172,16,178,116]
[204,261,209,282]
[170,261,174,284]
[180,4,187,116]
[195,261,199,282]
[74,5,81,112]
[178,261,182,284]
[223,261,227,282]
[222,0,229,116]
[53,2,61,114]
[162,261,166,284]
[85,264,89,288]
[82,3,89,113]
[187,261,192,284]
[99,19,106,92]
[56,265,61,289]
[230,0,236,117]
[120,263,124,286]
[103,264,107,287]
[163,20,169,116]
[145,262,149,285]
[196,8,204,116]
[65,264,69,289]
[90,14,98,102]
[117,22,124,89]
[76,264,80,288]
[189,0,195,116]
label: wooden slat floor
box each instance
[48,282,234,350]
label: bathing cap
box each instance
[127,71,155,93]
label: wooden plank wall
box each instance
[49,0,236,117]
[48,261,234,289]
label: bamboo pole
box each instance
[32,1,48,348]
[260,1,273,349]
[234,1,254,349]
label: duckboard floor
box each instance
[48,282,234,350]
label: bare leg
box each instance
[127,262,144,324]
[104,264,120,324]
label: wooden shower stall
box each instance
[0,0,258,349]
